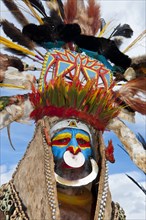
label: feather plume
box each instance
[27,0,47,17]
[22,0,44,24]
[64,0,77,23]
[0,53,24,82]
[46,0,64,21]
[0,66,36,90]
[110,24,133,38]
[0,96,34,129]
[87,0,101,35]
[131,55,146,77]
[105,140,115,163]
[2,0,29,26]
[1,20,35,50]
[126,174,146,194]
[0,36,36,57]
[7,125,15,150]
[100,18,106,31]
[64,0,101,35]
[123,30,146,54]
[118,77,146,114]
[0,83,25,89]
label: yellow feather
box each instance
[97,21,111,37]
[123,30,146,54]
[22,0,44,24]
[0,36,36,57]
[0,83,25,89]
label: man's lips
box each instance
[61,161,74,169]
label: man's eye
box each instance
[52,138,71,145]
[77,138,88,145]
[58,138,70,143]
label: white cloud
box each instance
[0,164,16,185]
[109,171,146,219]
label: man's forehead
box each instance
[50,119,92,138]
[54,128,89,136]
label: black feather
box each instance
[28,0,48,17]
[23,23,55,43]
[58,23,81,42]
[1,20,35,50]
[55,0,65,19]
[49,9,64,26]
[73,35,131,69]
[100,18,106,31]
[110,24,133,38]
[136,133,146,150]
[117,144,129,155]
[126,174,146,194]
[2,0,29,26]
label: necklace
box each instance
[0,181,28,219]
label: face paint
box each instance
[51,127,98,183]
[51,128,92,160]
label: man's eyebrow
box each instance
[76,133,90,141]
[52,133,71,140]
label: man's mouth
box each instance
[55,159,98,187]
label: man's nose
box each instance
[67,146,81,155]
[67,137,81,155]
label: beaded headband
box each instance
[50,119,91,138]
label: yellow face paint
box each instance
[52,133,71,141]
[76,133,90,142]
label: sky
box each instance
[0,0,146,219]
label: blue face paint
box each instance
[51,128,92,159]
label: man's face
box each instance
[51,128,93,180]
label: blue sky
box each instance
[0,0,146,219]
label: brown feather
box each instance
[64,0,101,35]
[131,55,146,77]
[87,0,101,35]
[1,20,35,50]
[2,0,29,26]
[0,53,24,82]
[64,0,77,23]
[118,77,146,114]
[46,0,64,21]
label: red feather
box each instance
[118,77,146,114]
[105,140,115,163]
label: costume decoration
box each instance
[0,0,146,219]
